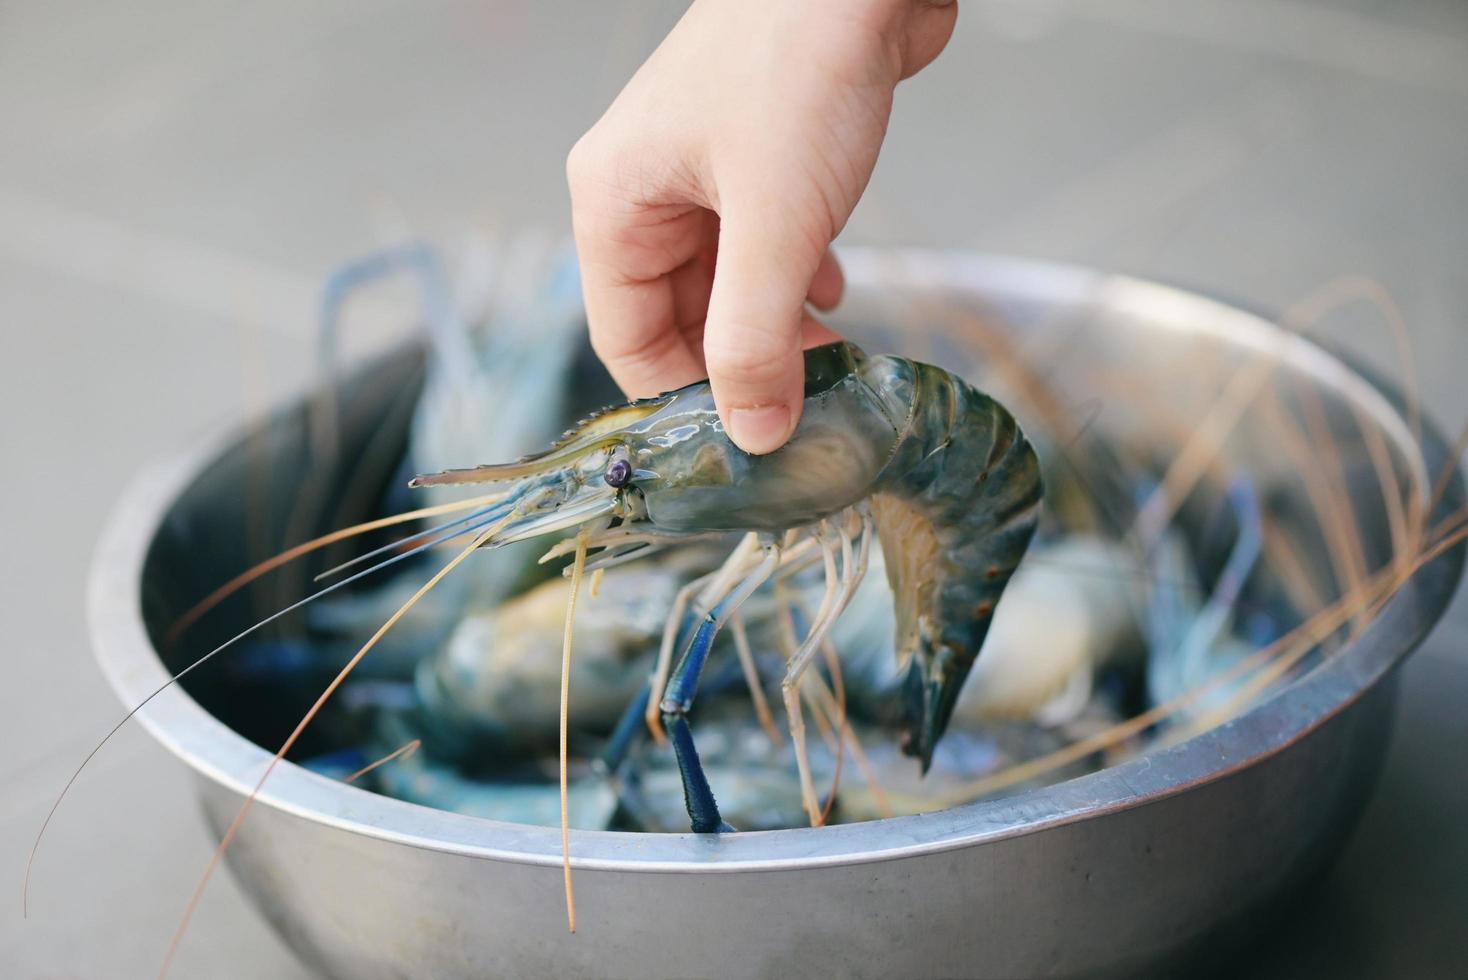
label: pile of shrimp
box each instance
[234,248,1449,837]
[27,239,1466,971]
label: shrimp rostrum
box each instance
[406,340,1042,832]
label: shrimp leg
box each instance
[782,514,871,825]
[662,715,728,834]
[730,612,783,745]
[596,682,652,777]
[659,537,782,832]
[644,534,760,739]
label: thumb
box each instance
[702,205,831,455]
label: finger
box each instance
[669,222,718,332]
[898,1,959,80]
[702,204,830,454]
[570,199,707,398]
[586,279,706,399]
[806,248,845,311]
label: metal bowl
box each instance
[90,251,1464,979]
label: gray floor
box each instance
[1,1,1465,976]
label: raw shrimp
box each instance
[408,339,1043,830]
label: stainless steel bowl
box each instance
[90,251,1464,979]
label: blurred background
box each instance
[1,0,1464,975]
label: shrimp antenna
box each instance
[344,738,422,785]
[165,490,510,648]
[312,501,511,582]
[24,495,507,918]
[159,510,514,978]
[559,532,590,933]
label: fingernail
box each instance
[728,404,792,455]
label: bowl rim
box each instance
[87,249,1465,873]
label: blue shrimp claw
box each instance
[662,715,735,834]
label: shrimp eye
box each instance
[604,457,632,488]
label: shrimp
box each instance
[322,708,1073,833]
[408,339,1043,829]
[412,549,710,756]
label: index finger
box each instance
[580,255,704,399]
[567,159,707,399]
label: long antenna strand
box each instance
[157,514,509,978]
[559,532,589,934]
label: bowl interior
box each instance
[124,251,1452,862]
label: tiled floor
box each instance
[1,1,1464,976]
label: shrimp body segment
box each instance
[862,352,1044,765]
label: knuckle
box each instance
[590,320,660,369]
[565,134,600,197]
[703,335,797,390]
[586,321,635,363]
[592,329,689,399]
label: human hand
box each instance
[568,0,957,453]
